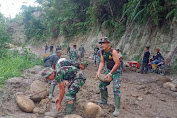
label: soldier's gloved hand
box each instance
[105,74,112,82]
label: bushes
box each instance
[0,48,42,86]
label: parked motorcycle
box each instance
[148,59,169,76]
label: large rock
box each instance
[24,65,44,74]
[30,80,49,102]
[33,98,50,114]
[64,114,82,118]
[45,110,58,118]
[84,102,103,118]
[6,77,24,84]
[163,82,177,92]
[97,74,107,82]
[16,95,35,112]
[159,77,172,83]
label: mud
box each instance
[0,53,177,118]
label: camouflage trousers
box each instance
[99,70,121,97]
[65,75,86,101]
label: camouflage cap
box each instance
[41,67,54,78]
[81,61,88,67]
[99,37,110,44]
[56,50,62,53]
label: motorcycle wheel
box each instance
[159,69,165,76]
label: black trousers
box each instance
[141,62,148,74]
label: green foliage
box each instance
[14,0,176,41]
[0,13,11,48]
[0,48,42,86]
[122,0,177,26]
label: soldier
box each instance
[78,44,85,62]
[41,62,88,114]
[67,45,70,55]
[70,45,78,61]
[96,37,121,117]
[48,58,87,99]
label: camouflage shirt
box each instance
[55,66,86,83]
[56,58,80,71]
[70,49,78,61]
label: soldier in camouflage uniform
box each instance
[78,44,85,62]
[96,37,121,117]
[42,63,87,114]
[48,58,86,99]
[70,45,78,61]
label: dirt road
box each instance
[0,50,177,118]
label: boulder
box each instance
[24,65,44,74]
[45,110,58,118]
[159,77,172,83]
[6,77,24,84]
[84,102,103,118]
[97,74,107,82]
[33,98,50,114]
[33,107,40,113]
[64,114,82,118]
[44,116,54,118]
[16,95,35,112]
[163,82,177,92]
[30,80,49,102]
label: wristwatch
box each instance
[108,73,112,76]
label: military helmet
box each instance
[81,61,88,67]
[41,67,54,78]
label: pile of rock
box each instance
[159,77,177,92]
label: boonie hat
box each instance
[99,37,110,44]
[41,67,54,78]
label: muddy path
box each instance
[0,49,177,118]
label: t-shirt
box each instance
[94,47,99,55]
[143,51,150,63]
[44,54,59,67]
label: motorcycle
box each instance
[148,58,169,76]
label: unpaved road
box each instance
[0,48,177,118]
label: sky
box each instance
[0,0,37,18]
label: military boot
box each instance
[65,103,74,114]
[49,83,55,99]
[96,90,108,104]
[113,95,120,117]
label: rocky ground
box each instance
[0,52,177,118]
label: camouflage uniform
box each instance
[78,46,85,62]
[48,58,81,98]
[55,66,86,101]
[56,58,80,71]
[70,49,78,61]
[99,49,121,97]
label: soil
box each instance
[0,48,177,118]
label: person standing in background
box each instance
[50,45,54,55]
[93,45,99,65]
[141,46,150,74]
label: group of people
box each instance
[67,44,86,62]
[44,43,61,56]
[141,46,164,74]
[41,37,122,117]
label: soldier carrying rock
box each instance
[48,58,88,99]
[95,37,121,117]
[41,61,88,114]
